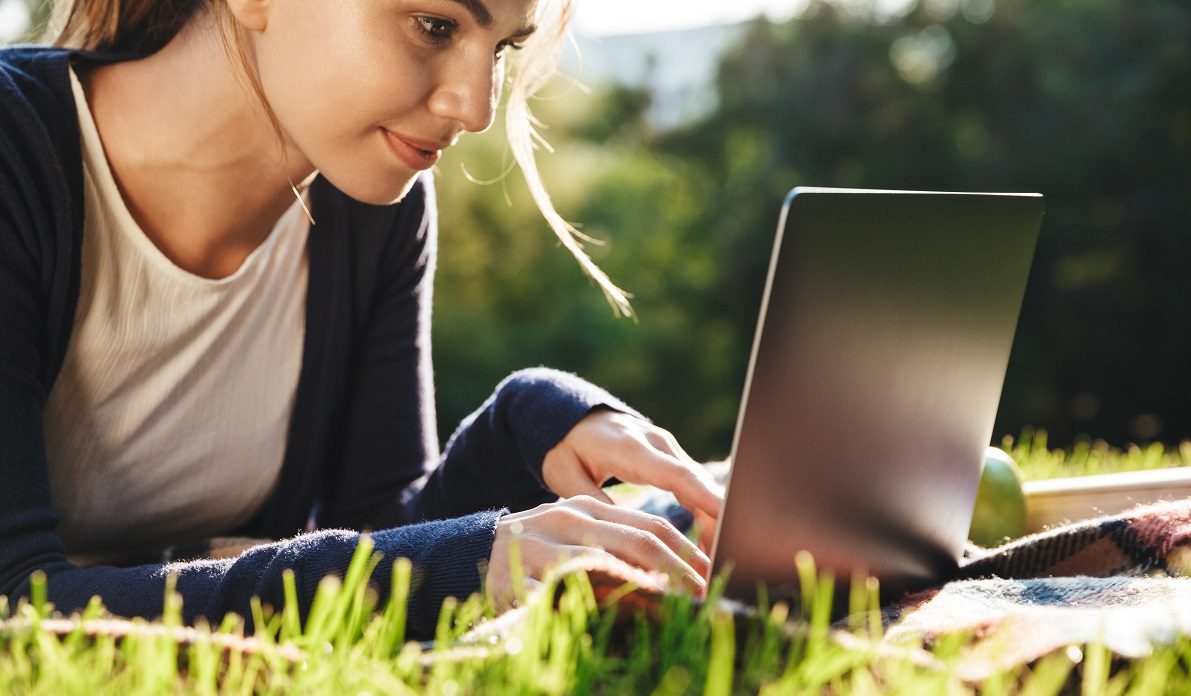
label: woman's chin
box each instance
[365,176,422,206]
[320,166,423,207]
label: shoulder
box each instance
[0,47,84,260]
[0,45,71,84]
[0,46,139,169]
[0,47,80,236]
[0,46,84,202]
[0,46,75,134]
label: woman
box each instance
[0,0,722,639]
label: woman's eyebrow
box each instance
[446,0,537,36]
[447,0,493,26]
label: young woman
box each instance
[0,0,722,639]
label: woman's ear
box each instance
[224,0,272,33]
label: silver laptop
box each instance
[709,187,1044,604]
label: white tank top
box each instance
[43,66,310,561]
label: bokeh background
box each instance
[6,0,1189,460]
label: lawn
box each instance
[3,432,1190,695]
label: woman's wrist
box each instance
[492,367,644,486]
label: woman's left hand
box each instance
[541,409,724,556]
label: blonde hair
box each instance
[44,0,633,317]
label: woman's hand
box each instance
[485,495,710,611]
[541,409,724,553]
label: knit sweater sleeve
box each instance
[405,367,644,522]
[0,54,500,640]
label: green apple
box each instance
[967,446,1027,547]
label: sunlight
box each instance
[0,0,30,44]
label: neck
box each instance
[81,11,316,279]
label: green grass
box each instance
[3,435,1190,695]
[1004,428,1191,481]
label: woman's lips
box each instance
[382,129,442,170]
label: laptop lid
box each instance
[709,187,1044,603]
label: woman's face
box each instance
[247,0,540,205]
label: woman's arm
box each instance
[407,367,645,521]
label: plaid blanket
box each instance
[876,498,1191,679]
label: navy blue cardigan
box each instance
[0,47,630,638]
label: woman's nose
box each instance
[429,51,501,134]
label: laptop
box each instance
[708,187,1044,605]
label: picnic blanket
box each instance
[877,497,1191,679]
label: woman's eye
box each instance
[415,16,457,43]
[495,39,525,58]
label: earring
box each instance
[289,179,316,227]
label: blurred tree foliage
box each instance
[435,0,1190,457]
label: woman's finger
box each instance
[600,521,707,595]
[564,496,710,578]
[611,446,724,523]
[488,498,712,610]
[541,449,616,504]
[692,508,717,559]
[650,431,726,515]
[592,422,723,521]
[543,412,722,523]
[666,459,724,522]
[543,501,707,595]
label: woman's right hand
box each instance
[484,495,710,611]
